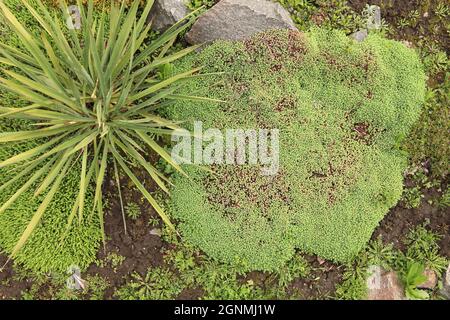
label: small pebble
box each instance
[150,228,162,237]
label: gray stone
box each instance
[67,5,81,30]
[317,257,326,265]
[150,228,162,237]
[401,40,414,48]
[66,265,86,290]
[185,0,296,45]
[365,4,381,30]
[147,0,190,32]
[367,265,405,300]
[350,29,368,42]
[446,264,450,285]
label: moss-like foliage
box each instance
[0,1,101,273]
[0,118,102,273]
[166,29,426,271]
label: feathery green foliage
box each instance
[0,118,102,273]
[167,29,426,271]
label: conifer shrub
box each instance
[167,29,426,271]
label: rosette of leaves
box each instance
[404,262,430,300]
[0,0,212,261]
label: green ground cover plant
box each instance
[277,0,364,34]
[115,240,306,300]
[0,119,101,272]
[0,0,206,270]
[335,224,448,300]
[379,2,449,183]
[404,74,449,179]
[167,28,426,271]
[0,0,447,301]
[0,0,102,273]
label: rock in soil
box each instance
[185,0,296,45]
[417,268,438,290]
[441,264,450,299]
[365,5,381,30]
[367,265,405,300]
[317,257,326,265]
[350,29,368,42]
[149,228,162,237]
[147,0,190,32]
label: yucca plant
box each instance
[0,0,214,261]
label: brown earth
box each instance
[1,175,447,300]
[348,0,449,53]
